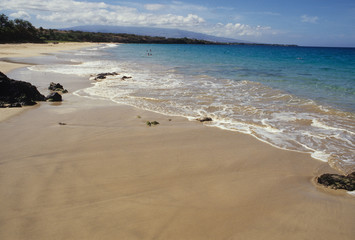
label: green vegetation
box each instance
[0,14,42,43]
[36,28,217,44]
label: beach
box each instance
[0,43,354,239]
[0,42,95,121]
[0,42,96,72]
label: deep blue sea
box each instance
[30,44,355,173]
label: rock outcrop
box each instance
[48,82,68,93]
[94,72,119,81]
[317,172,355,191]
[146,120,159,126]
[92,72,133,81]
[121,76,132,80]
[196,117,213,122]
[46,92,62,102]
[0,71,45,107]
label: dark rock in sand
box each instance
[196,117,213,122]
[48,82,68,93]
[46,92,62,102]
[94,72,119,81]
[0,71,45,107]
[121,76,132,80]
[49,82,63,91]
[151,121,159,125]
[146,121,160,127]
[317,172,355,191]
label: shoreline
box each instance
[0,44,354,239]
[0,42,97,121]
[0,42,97,73]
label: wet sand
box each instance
[0,44,354,240]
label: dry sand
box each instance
[0,42,96,72]
[0,44,354,240]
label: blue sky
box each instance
[1,0,354,47]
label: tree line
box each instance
[37,28,218,44]
[0,14,42,43]
[0,13,217,44]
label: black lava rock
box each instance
[48,82,68,93]
[317,172,355,191]
[0,72,45,107]
[46,92,62,102]
[196,117,213,122]
[94,72,119,81]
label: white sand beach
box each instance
[0,43,354,240]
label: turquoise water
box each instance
[29,44,355,173]
[108,44,355,112]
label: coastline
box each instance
[0,42,97,121]
[0,42,97,73]
[0,44,354,239]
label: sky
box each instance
[1,0,355,47]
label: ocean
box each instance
[29,43,355,173]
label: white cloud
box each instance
[9,10,31,20]
[144,4,165,11]
[301,15,319,23]
[204,22,273,38]
[0,0,273,40]
[144,2,207,12]
[36,10,205,28]
[0,0,110,13]
[169,1,207,12]
[1,0,205,27]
